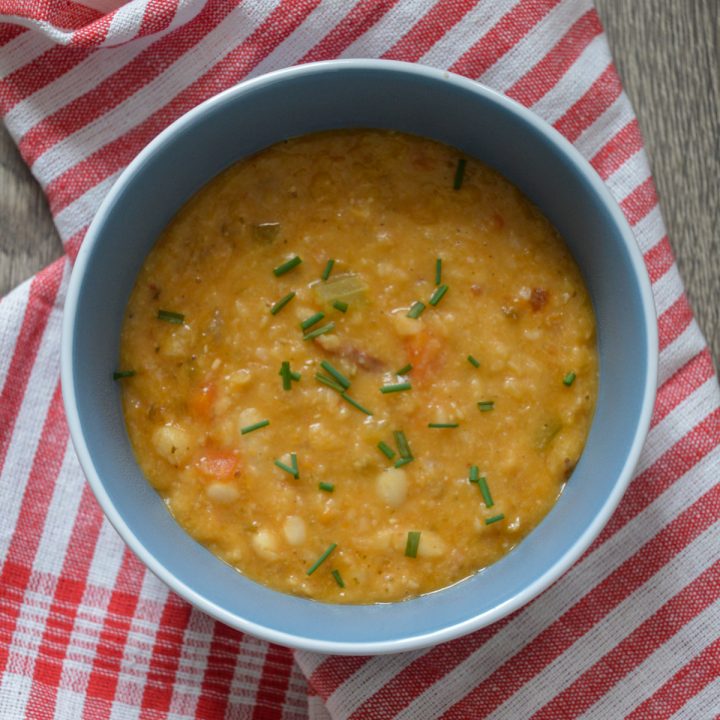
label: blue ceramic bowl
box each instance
[61,60,657,654]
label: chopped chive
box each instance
[157,309,185,324]
[273,255,302,276]
[394,430,412,459]
[279,361,292,390]
[340,393,373,416]
[378,441,396,460]
[331,568,345,588]
[394,456,414,468]
[428,422,459,428]
[274,458,299,479]
[320,360,351,389]
[407,301,426,319]
[112,370,136,380]
[405,531,421,558]
[241,419,270,435]
[485,514,505,525]
[321,258,335,281]
[315,372,345,393]
[469,465,480,483]
[319,481,335,493]
[303,321,335,341]
[435,257,442,286]
[333,300,348,313]
[270,291,296,315]
[478,477,494,508]
[429,284,448,306]
[453,157,466,190]
[290,453,299,474]
[467,355,481,368]
[380,382,412,394]
[395,363,412,376]
[279,362,301,387]
[300,311,325,330]
[307,543,337,575]
[563,371,577,387]
[477,400,495,412]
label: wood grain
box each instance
[0,1,718,366]
[595,0,720,365]
[0,122,63,294]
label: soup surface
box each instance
[118,130,598,603]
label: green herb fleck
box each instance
[429,284,448,307]
[319,481,335,493]
[478,476,494,508]
[315,372,345,393]
[394,456,414,468]
[273,255,302,276]
[331,568,345,588]
[563,371,577,387]
[485,514,505,525]
[477,400,495,412]
[340,393,373,416]
[407,301,426,319]
[378,441,396,460]
[240,419,270,435]
[435,257,442,286]
[300,311,325,330]
[270,291,296,315]
[303,321,335,341]
[405,531,421,558]
[394,430,412,459]
[321,258,335,281]
[333,300,348,313]
[307,543,337,575]
[396,363,412,376]
[428,422,459,428]
[469,465,480,483]
[380,382,412,394]
[279,361,301,389]
[279,361,292,390]
[157,309,185,324]
[320,360,351,389]
[274,457,299,479]
[467,355,480,368]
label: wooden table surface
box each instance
[1,0,718,365]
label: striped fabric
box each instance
[0,0,718,717]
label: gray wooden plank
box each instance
[595,0,720,366]
[0,123,63,296]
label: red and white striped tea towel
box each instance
[0,1,718,718]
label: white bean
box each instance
[152,424,191,465]
[376,467,407,508]
[206,483,240,504]
[391,313,422,337]
[252,529,279,560]
[416,530,446,558]
[283,516,306,546]
[238,407,262,435]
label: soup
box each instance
[116,130,598,603]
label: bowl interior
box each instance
[63,60,656,653]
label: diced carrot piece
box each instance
[188,381,216,421]
[404,329,445,381]
[195,450,239,480]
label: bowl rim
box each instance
[61,58,658,654]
